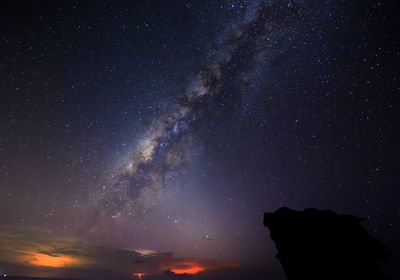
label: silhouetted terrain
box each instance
[264,207,391,280]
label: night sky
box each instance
[0,1,399,279]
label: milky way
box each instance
[85,0,307,234]
[1,0,399,278]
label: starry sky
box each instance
[0,1,399,279]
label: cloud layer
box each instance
[0,226,240,280]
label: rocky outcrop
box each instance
[264,207,391,280]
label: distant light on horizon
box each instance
[19,253,81,268]
[133,273,145,279]
[170,262,205,274]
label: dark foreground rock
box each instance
[264,207,391,280]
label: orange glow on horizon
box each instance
[133,273,145,279]
[170,262,205,274]
[20,253,81,267]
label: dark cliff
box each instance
[264,207,391,280]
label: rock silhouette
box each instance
[264,207,391,280]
